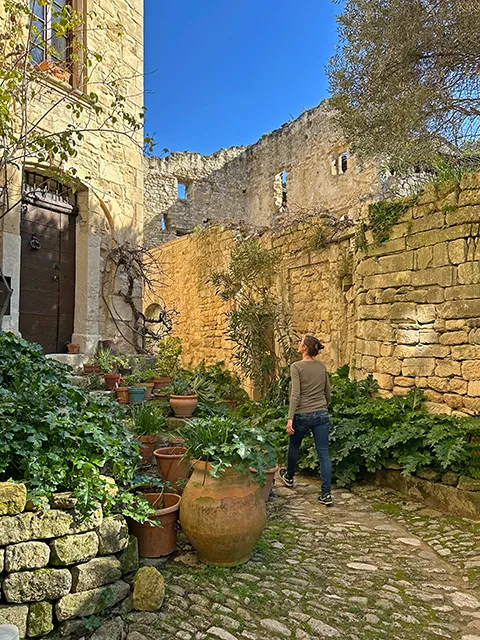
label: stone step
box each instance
[46,354,89,375]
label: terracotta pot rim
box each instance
[151,377,171,382]
[191,460,249,476]
[249,465,279,474]
[115,386,129,391]
[134,382,155,387]
[170,394,198,400]
[137,435,157,443]
[144,492,181,517]
[104,373,121,378]
[154,446,187,459]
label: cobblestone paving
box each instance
[127,477,480,640]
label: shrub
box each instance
[155,337,182,377]
[0,332,153,521]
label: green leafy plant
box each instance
[181,415,277,484]
[193,361,249,404]
[155,337,183,377]
[367,197,417,245]
[84,374,106,392]
[94,348,120,374]
[128,404,166,437]
[123,368,156,386]
[166,376,196,396]
[0,332,154,522]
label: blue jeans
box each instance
[287,410,332,496]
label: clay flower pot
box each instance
[169,394,198,418]
[137,435,157,466]
[154,446,190,493]
[128,493,181,557]
[180,460,266,566]
[135,382,155,401]
[151,377,172,392]
[66,343,80,354]
[218,399,237,410]
[128,386,146,404]
[104,373,121,390]
[115,386,130,404]
[249,466,279,502]
[84,364,102,374]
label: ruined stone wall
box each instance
[0,482,137,638]
[144,103,387,249]
[147,174,480,415]
[353,176,480,416]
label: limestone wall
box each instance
[0,482,137,638]
[144,103,386,249]
[353,177,480,416]
[147,174,480,415]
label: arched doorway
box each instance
[19,172,77,353]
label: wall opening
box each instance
[274,169,288,211]
[160,216,167,231]
[331,151,349,176]
[177,180,190,200]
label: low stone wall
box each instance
[375,469,480,519]
[0,483,138,638]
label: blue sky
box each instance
[144,1,340,156]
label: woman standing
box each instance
[279,335,333,506]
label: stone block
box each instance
[424,389,443,403]
[417,305,437,325]
[392,386,410,396]
[414,344,450,358]
[394,376,415,387]
[462,361,480,380]
[0,483,27,516]
[416,246,433,270]
[460,173,480,190]
[3,568,72,603]
[407,224,471,249]
[376,357,402,375]
[441,472,460,486]
[357,304,390,320]
[390,302,417,322]
[449,378,468,394]
[378,251,414,273]
[458,262,480,284]
[446,205,480,225]
[133,567,165,612]
[50,493,77,510]
[365,237,406,257]
[428,377,450,393]
[402,358,436,377]
[463,396,480,414]
[55,580,130,622]
[118,535,139,574]
[97,515,129,555]
[416,468,441,481]
[373,373,393,390]
[424,401,452,415]
[0,605,28,638]
[445,285,480,301]
[28,601,54,638]
[50,531,99,566]
[446,319,467,330]
[361,356,376,373]
[468,381,480,397]
[435,360,461,378]
[393,344,416,358]
[0,548,3,573]
[5,541,51,572]
[432,242,449,267]
[410,211,445,234]
[362,271,412,291]
[439,330,469,345]
[375,288,396,304]
[418,329,440,344]
[444,394,464,409]
[357,321,394,342]
[412,266,453,287]
[448,239,467,264]
[470,329,480,344]
[395,330,419,345]
[452,344,480,360]
[71,556,122,592]
[90,617,125,640]
[458,477,480,492]
[458,189,480,206]
[439,300,480,319]
[380,343,395,357]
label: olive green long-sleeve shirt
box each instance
[288,360,331,420]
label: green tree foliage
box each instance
[328,0,480,169]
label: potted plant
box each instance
[83,362,102,374]
[128,404,166,466]
[124,372,154,402]
[179,415,276,566]
[167,377,198,418]
[37,60,71,83]
[128,484,181,558]
[115,385,130,404]
[117,355,132,377]
[66,341,80,354]
[153,337,182,390]
[153,443,190,494]
[94,348,122,390]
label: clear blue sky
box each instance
[144,1,341,156]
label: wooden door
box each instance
[19,200,76,353]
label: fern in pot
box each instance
[128,404,166,466]
[179,415,277,567]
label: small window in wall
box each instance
[340,152,348,174]
[331,151,349,176]
[274,169,289,211]
[177,182,188,200]
[160,216,167,231]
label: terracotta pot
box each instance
[134,382,155,401]
[218,399,237,410]
[154,392,168,401]
[66,343,80,354]
[180,460,266,566]
[151,377,172,392]
[169,394,198,418]
[137,435,157,466]
[115,386,130,404]
[128,493,181,557]
[154,446,190,493]
[250,466,279,502]
[104,373,121,390]
[84,364,102,374]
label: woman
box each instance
[279,335,333,506]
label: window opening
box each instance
[274,169,289,211]
[177,182,188,200]
[30,1,71,67]
[340,153,348,174]
[160,216,167,231]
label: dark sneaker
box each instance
[318,494,333,507]
[279,469,294,488]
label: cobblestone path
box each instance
[127,478,480,640]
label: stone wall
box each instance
[0,482,137,638]
[147,174,480,415]
[353,176,480,416]
[144,103,389,249]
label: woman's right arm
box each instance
[288,364,301,420]
[325,370,331,406]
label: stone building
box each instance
[0,0,144,355]
[144,103,394,248]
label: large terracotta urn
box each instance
[180,460,266,566]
